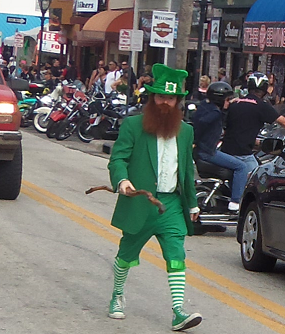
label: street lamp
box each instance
[193,0,211,91]
[37,0,52,80]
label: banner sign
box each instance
[38,31,66,54]
[220,16,243,48]
[150,11,176,48]
[209,18,221,45]
[76,0,98,12]
[244,22,285,54]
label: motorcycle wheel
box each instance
[196,185,219,211]
[55,119,72,141]
[99,119,114,140]
[76,117,95,143]
[34,112,50,133]
[20,107,31,127]
[46,119,59,138]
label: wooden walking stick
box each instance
[85,185,166,214]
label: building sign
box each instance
[209,18,221,45]
[76,0,98,12]
[244,22,285,54]
[38,31,66,54]
[220,16,242,48]
[150,11,176,48]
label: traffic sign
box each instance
[14,32,24,48]
[119,29,132,51]
[119,29,143,52]
[7,16,26,25]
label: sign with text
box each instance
[76,0,98,12]
[244,22,285,54]
[38,31,66,54]
[7,16,26,25]
[119,29,143,52]
[14,32,24,47]
[150,11,176,48]
[220,16,242,48]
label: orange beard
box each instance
[143,95,183,139]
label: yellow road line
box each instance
[21,181,285,333]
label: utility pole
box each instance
[175,0,194,70]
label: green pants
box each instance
[117,192,187,272]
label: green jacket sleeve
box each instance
[107,118,134,191]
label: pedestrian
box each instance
[191,75,211,101]
[63,60,78,82]
[88,59,105,91]
[266,73,280,105]
[120,60,137,94]
[50,59,62,84]
[221,72,285,174]
[111,68,129,94]
[107,63,202,331]
[104,60,121,94]
[218,67,230,84]
[193,82,248,212]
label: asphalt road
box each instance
[0,129,285,334]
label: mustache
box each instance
[157,103,175,114]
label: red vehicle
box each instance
[0,66,29,199]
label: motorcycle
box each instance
[193,126,282,234]
[55,90,89,141]
[33,80,83,134]
[33,83,65,133]
[17,82,46,127]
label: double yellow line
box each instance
[22,180,285,333]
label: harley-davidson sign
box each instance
[244,22,285,54]
[150,11,176,48]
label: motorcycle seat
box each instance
[195,158,233,181]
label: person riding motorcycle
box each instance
[193,82,248,212]
[221,72,285,174]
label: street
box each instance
[1,129,285,334]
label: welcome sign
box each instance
[150,11,176,48]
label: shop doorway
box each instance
[186,50,197,97]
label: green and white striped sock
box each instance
[113,258,129,295]
[168,271,186,309]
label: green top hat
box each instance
[144,63,189,97]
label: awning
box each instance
[244,0,285,54]
[246,0,285,22]
[75,10,134,46]
[4,24,49,46]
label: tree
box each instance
[175,0,194,70]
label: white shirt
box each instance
[105,70,121,94]
[157,136,178,193]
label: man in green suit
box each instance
[107,63,202,331]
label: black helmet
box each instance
[206,82,233,108]
[247,72,268,93]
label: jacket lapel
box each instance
[147,134,158,178]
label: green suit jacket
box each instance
[108,114,197,236]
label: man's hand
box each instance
[119,180,136,195]
[190,212,200,222]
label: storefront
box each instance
[243,0,285,96]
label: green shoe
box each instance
[108,293,126,319]
[172,307,202,331]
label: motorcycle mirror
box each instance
[139,87,146,93]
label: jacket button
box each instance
[155,182,157,186]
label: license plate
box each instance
[0,115,12,123]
